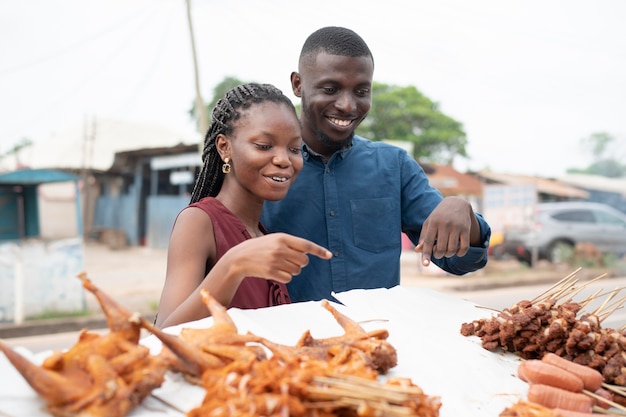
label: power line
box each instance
[0,2,155,76]
[2,4,165,144]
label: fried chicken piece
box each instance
[153,292,429,417]
[77,272,142,343]
[139,317,226,382]
[0,272,169,417]
[0,339,89,406]
[499,400,558,416]
[141,289,267,384]
[295,299,397,374]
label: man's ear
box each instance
[291,71,302,97]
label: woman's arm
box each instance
[156,208,332,328]
[155,207,226,328]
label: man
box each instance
[262,26,491,302]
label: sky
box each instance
[1,0,625,178]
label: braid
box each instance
[189,83,296,203]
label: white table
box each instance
[0,286,528,417]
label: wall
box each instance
[93,186,140,246]
[38,182,79,238]
[482,183,538,235]
[0,237,85,323]
[146,195,188,249]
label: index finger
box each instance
[285,235,333,259]
[416,226,437,266]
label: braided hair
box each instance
[190,83,297,204]
[299,26,374,68]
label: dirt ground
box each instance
[82,242,168,315]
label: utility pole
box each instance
[185,0,208,153]
[80,115,96,239]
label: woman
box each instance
[155,83,331,328]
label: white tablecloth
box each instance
[0,286,528,417]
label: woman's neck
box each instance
[215,193,264,237]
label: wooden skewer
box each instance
[304,397,415,416]
[536,279,579,303]
[580,286,619,305]
[559,273,607,304]
[603,382,626,397]
[592,289,620,317]
[577,288,604,309]
[333,373,425,394]
[601,292,626,311]
[305,375,433,417]
[584,389,626,414]
[564,275,609,304]
[553,285,580,303]
[531,268,582,303]
[311,375,422,401]
[307,383,410,403]
[591,407,626,416]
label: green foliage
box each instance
[189,76,249,124]
[357,82,468,162]
[571,132,626,177]
[206,76,250,112]
[0,137,33,161]
[27,309,89,321]
[581,132,614,158]
[200,77,469,163]
[587,159,626,178]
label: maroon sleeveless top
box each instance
[188,197,291,309]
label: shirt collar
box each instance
[302,140,353,162]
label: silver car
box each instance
[502,201,626,264]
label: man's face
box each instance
[292,52,374,158]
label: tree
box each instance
[205,76,249,112]
[190,76,248,127]
[357,82,468,163]
[0,137,32,167]
[569,132,626,177]
[197,77,469,163]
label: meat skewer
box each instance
[460,269,626,407]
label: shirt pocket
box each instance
[351,198,399,253]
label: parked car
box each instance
[502,202,626,264]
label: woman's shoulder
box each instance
[174,205,213,231]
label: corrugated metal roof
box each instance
[476,170,589,198]
[0,169,79,185]
[559,173,626,196]
[424,163,483,196]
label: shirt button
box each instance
[333,251,340,257]
[329,210,335,216]
[326,167,331,173]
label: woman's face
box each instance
[222,101,303,202]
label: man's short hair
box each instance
[299,26,374,67]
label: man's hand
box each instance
[414,196,480,266]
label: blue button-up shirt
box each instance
[261,136,490,302]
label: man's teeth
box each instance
[272,176,287,182]
[329,117,351,127]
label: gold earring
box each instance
[222,157,231,174]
